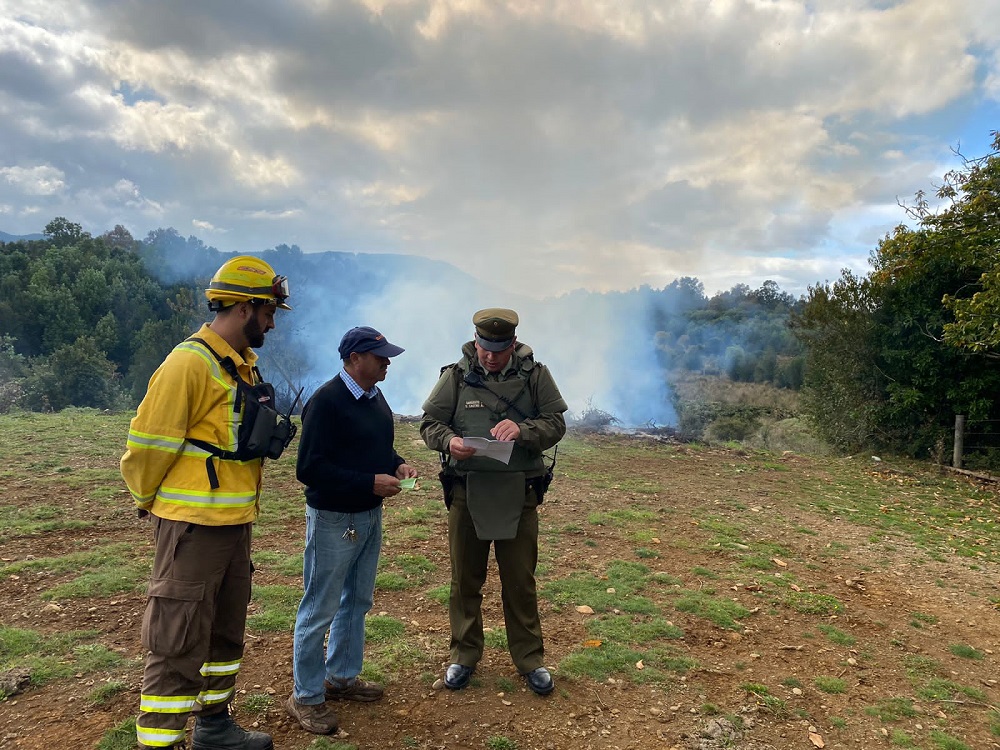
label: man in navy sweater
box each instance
[286,326,417,735]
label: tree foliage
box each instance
[652,279,804,389]
[0,221,199,410]
[0,224,399,414]
[933,132,1000,354]
[1,220,809,416]
[43,217,89,247]
[20,336,124,411]
[793,132,1000,455]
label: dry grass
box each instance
[670,373,801,413]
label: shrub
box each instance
[705,414,759,442]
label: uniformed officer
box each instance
[420,308,567,696]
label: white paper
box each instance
[462,436,515,465]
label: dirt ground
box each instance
[3,424,1000,750]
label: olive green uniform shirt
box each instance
[420,341,568,474]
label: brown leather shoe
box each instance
[324,677,385,702]
[285,695,338,735]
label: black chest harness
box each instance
[185,337,299,488]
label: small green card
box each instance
[399,477,417,490]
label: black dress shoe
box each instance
[444,663,474,690]
[523,667,554,696]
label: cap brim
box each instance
[368,342,405,358]
[475,334,513,352]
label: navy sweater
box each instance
[296,374,405,513]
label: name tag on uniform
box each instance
[464,399,484,409]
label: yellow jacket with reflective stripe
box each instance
[120,324,264,525]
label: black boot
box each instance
[192,712,273,750]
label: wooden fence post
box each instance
[953,414,965,469]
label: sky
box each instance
[1,0,999,300]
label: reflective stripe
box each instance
[178,340,241,450]
[136,723,186,747]
[208,280,276,296]
[201,659,241,676]
[198,687,234,705]
[156,488,258,509]
[176,341,225,379]
[140,693,198,714]
[127,431,186,453]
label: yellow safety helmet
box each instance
[205,255,291,311]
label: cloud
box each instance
[0,165,66,195]
[0,0,997,297]
[192,219,222,233]
[239,208,305,221]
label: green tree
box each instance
[43,217,89,248]
[35,284,84,353]
[21,337,124,411]
[753,348,778,383]
[750,280,796,310]
[0,335,27,413]
[100,224,137,251]
[793,272,884,450]
[774,355,805,390]
[725,346,754,382]
[933,132,1000,354]
[73,266,113,324]
[794,132,1000,454]
[662,281,801,386]
[0,221,192,409]
[126,288,200,402]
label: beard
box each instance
[243,312,266,348]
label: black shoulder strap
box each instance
[462,370,535,421]
[187,336,243,387]
[184,336,243,489]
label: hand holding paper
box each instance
[461,437,515,465]
[448,435,477,460]
[490,418,521,442]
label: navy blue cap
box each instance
[338,326,405,359]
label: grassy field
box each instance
[2,409,1000,750]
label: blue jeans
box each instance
[291,505,382,704]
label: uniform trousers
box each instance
[447,483,544,674]
[136,517,252,748]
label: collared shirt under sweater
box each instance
[296,372,405,513]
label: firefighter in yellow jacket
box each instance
[121,256,291,750]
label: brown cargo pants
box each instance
[135,517,252,748]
